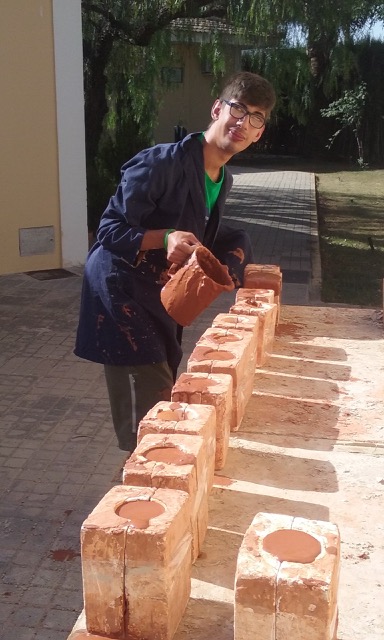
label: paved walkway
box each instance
[0,168,317,640]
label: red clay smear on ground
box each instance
[49,548,80,562]
[213,475,234,486]
[276,322,305,337]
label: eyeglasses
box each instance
[222,100,266,129]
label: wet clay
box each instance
[263,529,322,563]
[115,499,165,529]
[178,377,219,391]
[191,347,233,361]
[157,406,199,421]
[236,289,275,308]
[160,246,234,326]
[208,332,242,343]
[156,408,185,421]
[144,446,195,465]
[217,315,238,324]
[213,475,234,487]
[49,548,80,562]
[196,247,235,285]
[243,298,264,308]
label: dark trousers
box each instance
[104,361,174,451]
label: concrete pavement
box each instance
[0,168,317,640]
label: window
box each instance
[201,59,213,75]
[161,67,184,84]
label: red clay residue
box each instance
[118,324,138,351]
[96,314,104,329]
[49,548,80,562]
[158,268,171,286]
[122,304,133,317]
[229,248,245,263]
[144,446,195,465]
[175,377,219,391]
[263,529,321,563]
[190,347,233,361]
[116,499,165,528]
[275,322,305,337]
[213,475,234,487]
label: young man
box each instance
[74,71,276,452]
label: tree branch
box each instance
[82,0,230,46]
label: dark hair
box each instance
[219,71,276,116]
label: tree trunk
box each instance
[303,37,333,157]
[82,31,115,231]
[83,32,115,170]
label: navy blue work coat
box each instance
[74,133,253,373]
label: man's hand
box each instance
[166,230,201,265]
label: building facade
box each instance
[0,0,87,275]
[154,19,244,143]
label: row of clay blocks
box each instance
[73,264,340,640]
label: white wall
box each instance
[52,0,88,267]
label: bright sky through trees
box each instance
[365,19,384,38]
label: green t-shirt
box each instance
[199,132,224,221]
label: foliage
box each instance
[321,82,368,164]
[241,0,383,157]
[199,36,227,94]
[321,82,367,128]
[356,38,384,164]
[243,46,311,124]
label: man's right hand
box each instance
[166,230,201,265]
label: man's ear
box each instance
[211,99,222,120]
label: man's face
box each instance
[210,97,267,154]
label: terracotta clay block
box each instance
[137,401,216,493]
[236,287,275,305]
[171,372,233,471]
[122,433,208,563]
[243,264,282,324]
[81,484,191,640]
[212,312,260,357]
[243,263,282,292]
[186,327,256,432]
[229,301,277,367]
[234,512,340,640]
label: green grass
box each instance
[316,168,384,307]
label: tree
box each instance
[321,82,368,164]
[82,1,234,230]
[81,1,384,229]
[242,0,383,154]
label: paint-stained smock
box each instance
[74,133,253,373]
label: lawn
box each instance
[316,168,384,307]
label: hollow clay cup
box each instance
[161,246,234,326]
